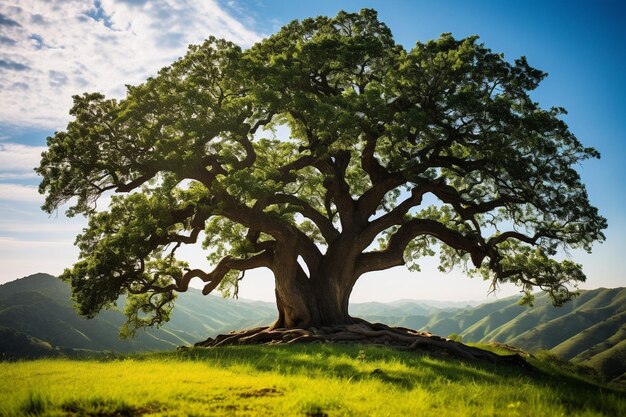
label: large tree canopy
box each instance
[38,9,606,336]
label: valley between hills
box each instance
[1,273,624,385]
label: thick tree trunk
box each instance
[267,238,357,329]
[272,276,354,328]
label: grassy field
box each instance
[0,344,624,417]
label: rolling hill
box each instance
[1,273,624,383]
[0,273,276,355]
[366,288,626,383]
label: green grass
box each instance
[0,344,624,416]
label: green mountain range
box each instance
[0,273,276,355]
[358,288,626,383]
[1,273,624,383]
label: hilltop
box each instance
[1,273,624,384]
[370,288,626,383]
[1,345,625,416]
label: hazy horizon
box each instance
[3,271,623,306]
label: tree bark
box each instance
[269,230,368,329]
[270,244,357,329]
[272,274,354,329]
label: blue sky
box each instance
[0,0,624,302]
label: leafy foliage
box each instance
[37,9,606,331]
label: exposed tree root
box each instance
[193,320,533,370]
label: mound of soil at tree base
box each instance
[193,320,533,370]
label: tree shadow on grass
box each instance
[5,394,163,417]
[164,343,626,415]
[166,343,531,390]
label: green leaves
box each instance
[39,8,606,331]
[38,38,247,217]
[121,287,176,339]
[479,242,586,307]
[37,93,120,215]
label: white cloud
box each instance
[0,236,72,248]
[0,221,82,233]
[0,142,46,177]
[0,0,262,129]
[0,172,38,179]
[0,183,41,202]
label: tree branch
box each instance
[178,251,274,295]
[276,154,319,183]
[355,173,407,225]
[266,193,339,243]
[219,193,323,274]
[356,219,486,276]
[487,231,542,247]
[114,168,159,192]
[234,133,257,169]
[427,181,522,219]
[357,183,430,250]
[361,131,388,183]
[314,154,355,228]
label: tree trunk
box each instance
[272,275,354,328]
[269,237,360,329]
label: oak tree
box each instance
[38,10,606,340]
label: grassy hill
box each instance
[2,273,624,384]
[0,344,624,416]
[345,289,626,385]
[1,274,466,356]
[407,288,626,383]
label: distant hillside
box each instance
[1,273,624,383]
[0,274,473,357]
[348,300,474,331]
[0,326,56,359]
[0,273,275,355]
[364,288,626,383]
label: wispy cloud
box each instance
[0,236,72,248]
[0,12,21,27]
[0,221,83,233]
[0,142,46,177]
[0,172,37,179]
[0,183,41,202]
[0,0,262,129]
